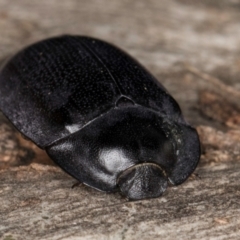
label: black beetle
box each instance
[0,35,200,200]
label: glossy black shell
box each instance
[0,35,200,200]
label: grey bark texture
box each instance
[0,0,240,239]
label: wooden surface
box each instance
[0,0,240,239]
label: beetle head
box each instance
[117,163,167,200]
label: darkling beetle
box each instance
[0,35,200,200]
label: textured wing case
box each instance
[0,36,181,148]
[80,36,182,118]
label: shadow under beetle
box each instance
[0,35,200,200]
